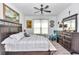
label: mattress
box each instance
[1,35,56,52]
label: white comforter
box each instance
[2,35,56,51]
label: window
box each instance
[34,20,41,34]
[33,20,48,34]
[41,20,48,34]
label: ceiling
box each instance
[9,3,71,16]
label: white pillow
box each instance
[15,32,24,40]
[9,34,17,39]
[10,32,24,40]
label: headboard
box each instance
[0,19,22,42]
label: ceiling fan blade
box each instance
[34,11,40,13]
[34,7,40,10]
[44,10,51,13]
[44,5,49,9]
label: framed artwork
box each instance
[27,20,32,28]
[3,3,20,23]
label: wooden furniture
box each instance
[0,19,22,42]
[58,32,79,54]
[5,51,50,55]
[58,32,64,46]
[59,32,72,51]
[0,19,22,55]
[58,14,79,54]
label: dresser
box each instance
[58,32,79,53]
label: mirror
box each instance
[63,14,78,32]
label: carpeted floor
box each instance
[51,41,71,55]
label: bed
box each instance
[1,32,57,55]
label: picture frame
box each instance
[26,20,32,28]
[3,3,20,23]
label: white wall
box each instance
[57,3,79,32]
[23,15,58,35]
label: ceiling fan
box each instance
[34,4,51,14]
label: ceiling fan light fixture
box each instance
[41,4,43,7]
[34,4,51,14]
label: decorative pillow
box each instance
[9,34,17,39]
[24,32,30,37]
